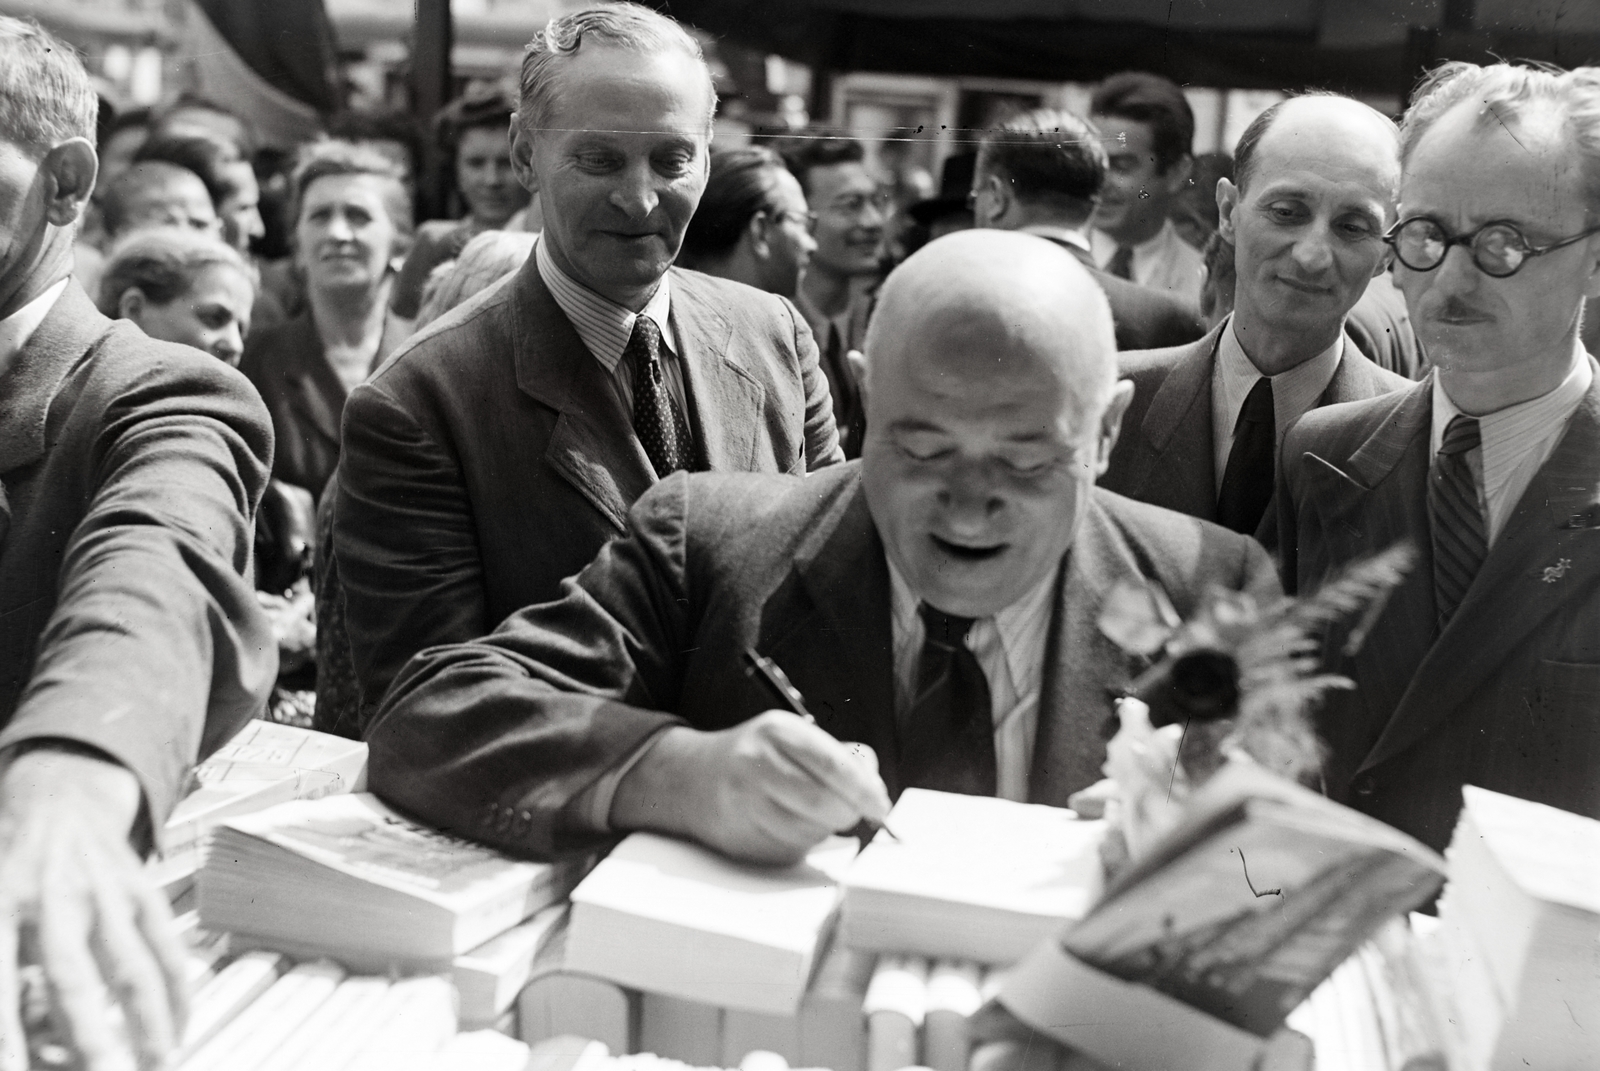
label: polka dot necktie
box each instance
[625,315,695,478]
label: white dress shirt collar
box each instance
[535,234,677,369]
[1430,340,1592,544]
[0,278,70,380]
[1019,223,1092,254]
[1211,315,1345,492]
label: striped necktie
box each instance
[1429,414,1486,625]
[625,315,695,478]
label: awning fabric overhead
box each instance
[653,0,1600,96]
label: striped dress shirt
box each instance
[535,235,688,416]
[1430,342,1593,546]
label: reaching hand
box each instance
[613,711,893,865]
[0,748,187,1071]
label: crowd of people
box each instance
[1,3,1598,1069]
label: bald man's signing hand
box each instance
[363,231,1280,865]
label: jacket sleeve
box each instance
[783,296,845,470]
[334,379,488,728]
[364,474,699,860]
[0,344,276,839]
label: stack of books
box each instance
[198,793,586,973]
[1435,786,1600,1071]
[838,789,1106,964]
[564,832,859,1016]
[148,720,369,900]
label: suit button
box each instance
[1353,774,1376,797]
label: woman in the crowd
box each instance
[390,86,533,318]
[239,139,414,507]
[96,227,257,366]
[136,131,265,254]
[98,227,316,715]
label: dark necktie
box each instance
[900,605,997,797]
[1430,415,1486,625]
[1216,376,1275,534]
[1106,244,1135,280]
[624,315,695,478]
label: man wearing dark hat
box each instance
[906,151,977,242]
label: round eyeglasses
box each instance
[1383,216,1600,278]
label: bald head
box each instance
[1235,94,1400,199]
[103,161,220,240]
[865,230,1118,420]
[859,230,1133,619]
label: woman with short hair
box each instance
[97,227,256,365]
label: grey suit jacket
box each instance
[335,256,842,729]
[1278,369,1600,851]
[364,463,1279,859]
[1100,322,1410,553]
[0,281,275,837]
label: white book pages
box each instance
[252,976,393,1071]
[453,903,570,1027]
[840,789,1104,964]
[177,950,286,1059]
[177,960,344,1071]
[567,834,858,1015]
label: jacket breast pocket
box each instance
[1529,659,1600,713]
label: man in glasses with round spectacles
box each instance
[1279,60,1600,854]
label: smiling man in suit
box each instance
[970,107,1205,352]
[1101,94,1409,554]
[334,3,842,729]
[363,230,1278,865]
[1280,62,1600,852]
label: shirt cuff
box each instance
[568,727,675,834]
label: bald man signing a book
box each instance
[365,231,1280,865]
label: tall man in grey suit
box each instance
[1101,94,1409,553]
[1280,62,1600,851]
[364,231,1279,866]
[335,4,842,730]
[0,19,275,1071]
[970,107,1205,352]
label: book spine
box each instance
[799,943,874,1071]
[863,955,929,1071]
[923,960,983,1071]
[519,972,638,1056]
[639,992,723,1065]
[176,959,344,1071]
[252,976,393,1071]
[452,903,569,1028]
[721,1008,800,1067]
[176,950,287,1060]
[341,975,458,1071]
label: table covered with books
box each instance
[24,710,1595,1071]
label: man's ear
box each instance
[508,117,538,195]
[117,287,146,321]
[746,211,772,259]
[1215,177,1241,245]
[847,348,869,403]
[1094,379,1137,477]
[42,138,97,229]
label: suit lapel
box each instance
[759,478,901,797]
[670,272,762,472]
[511,257,654,532]
[0,282,111,548]
[1129,328,1223,521]
[1029,498,1138,807]
[1361,369,1600,773]
[1302,380,1437,743]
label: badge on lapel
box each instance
[1541,558,1573,584]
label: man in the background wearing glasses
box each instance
[787,138,889,457]
[1279,61,1600,853]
